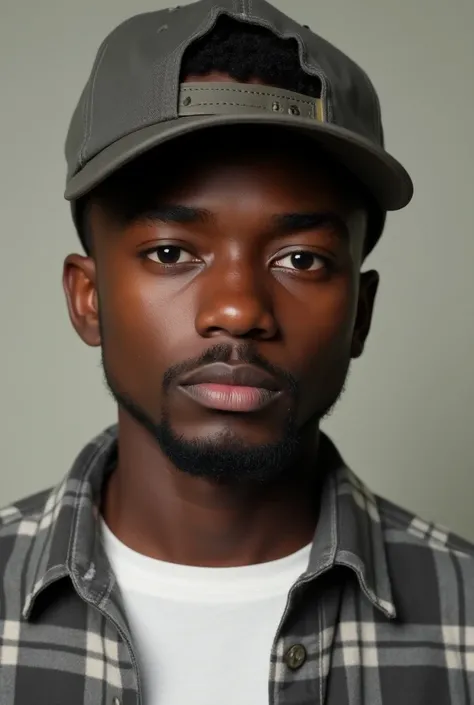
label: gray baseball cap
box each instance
[64,0,413,218]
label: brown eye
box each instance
[273,251,325,271]
[146,246,194,264]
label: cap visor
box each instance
[65,113,413,210]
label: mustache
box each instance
[162,343,298,397]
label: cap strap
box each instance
[178,82,325,122]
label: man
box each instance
[1,1,473,704]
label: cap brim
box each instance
[64,113,413,210]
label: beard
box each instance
[101,342,347,487]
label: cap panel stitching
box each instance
[79,41,109,167]
[359,67,383,142]
[183,100,303,110]
[182,85,316,105]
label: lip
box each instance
[178,362,281,391]
[177,363,282,413]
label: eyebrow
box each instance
[272,212,349,239]
[139,205,348,239]
[140,205,211,224]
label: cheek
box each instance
[275,277,358,415]
[98,267,198,385]
[280,274,358,365]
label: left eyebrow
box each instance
[139,204,212,225]
[271,211,349,239]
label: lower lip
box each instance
[178,383,280,412]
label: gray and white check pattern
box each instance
[1,425,474,705]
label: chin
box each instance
[155,418,301,485]
[176,419,286,448]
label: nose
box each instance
[195,265,278,341]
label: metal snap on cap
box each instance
[284,644,307,670]
[272,101,281,112]
[288,105,300,116]
[183,96,192,106]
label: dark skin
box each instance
[63,76,379,568]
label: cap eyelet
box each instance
[156,24,168,34]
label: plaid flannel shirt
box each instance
[1,425,474,705]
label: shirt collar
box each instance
[22,427,396,621]
[306,434,397,619]
[22,426,117,620]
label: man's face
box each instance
[64,128,378,484]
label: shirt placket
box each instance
[269,572,345,705]
[72,564,143,705]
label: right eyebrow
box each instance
[139,204,212,225]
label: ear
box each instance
[62,254,101,347]
[351,270,379,359]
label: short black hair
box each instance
[180,15,319,96]
[76,17,381,255]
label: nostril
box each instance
[203,323,276,341]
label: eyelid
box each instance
[139,240,195,255]
[273,252,325,270]
[139,242,200,265]
[137,237,192,251]
[270,246,330,263]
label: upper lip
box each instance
[178,363,281,391]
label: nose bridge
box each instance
[195,254,276,339]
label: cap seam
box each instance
[358,65,382,142]
[79,40,109,168]
[79,86,90,170]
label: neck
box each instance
[101,412,324,567]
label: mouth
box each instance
[177,363,283,413]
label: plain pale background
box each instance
[1,0,473,537]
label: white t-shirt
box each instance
[101,519,311,705]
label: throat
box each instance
[101,460,319,567]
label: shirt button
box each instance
[284,644,307,670]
